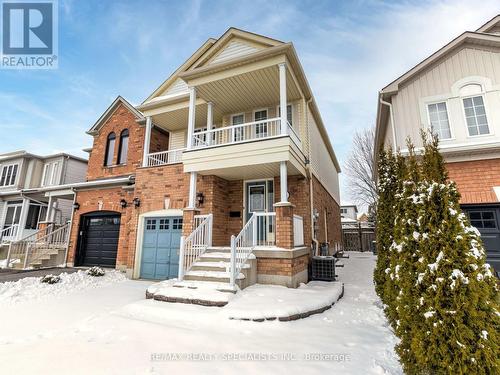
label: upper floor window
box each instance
[232,113,245,142]
[463,96,489,136]
[117,129,129,165]
[427,102,451,139]
[254,109,268,138]
[104,132,116,166]
[42,161,60,186]
[0,164,18,187]
[340,208,347,214]
[278,104,293,127]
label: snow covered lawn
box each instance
[0,253,402,374]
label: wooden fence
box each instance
[342,222,375,252]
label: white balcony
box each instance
[191,118,301,150]
[145,149,184,167]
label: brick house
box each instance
[375,15,500,275]
[67,28,342,289]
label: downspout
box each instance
[380,98,397,150]
[305,97,320,256]
[63,187,77,266]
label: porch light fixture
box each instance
[120,199,128,208]
[72,202,80,210]
[196,192,204,205]
[133,198,141,208]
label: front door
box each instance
[140,217,183,280]
[245,180,274,245]
[463,205,500,277]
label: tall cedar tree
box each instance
[377,132,500,374]
[405,134,500,374]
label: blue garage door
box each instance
[140,217,183,280]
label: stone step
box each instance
[184,270,245,283]
[199,252,232,261]
[172,280,238,293]
[191,261,250,272]
[205,246,231,253]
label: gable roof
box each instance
[87,96,144,136]
[375,15,500,153]
[476,14,500,33]
[189,27,283,69]
[142,39,216,103]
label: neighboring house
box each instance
[340,204,358,221]
[375,14,500,274]
[0,150,87,244]
[66,28,342,289]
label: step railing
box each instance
[178,214,213,281]
[5,222,70,269]
[146,149,184,167]
[0,224,19,243]
[230,212,276,286]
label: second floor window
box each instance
[254,109,268,138]
[232,114,245,142]
[0,164,18,187]
[278,104,293,127]
[427,102,451,139]
[463,96,489,136]
[104,132,116,166]
[117,129,129,164]
[42,161,60,186]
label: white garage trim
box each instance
[132,209,184,279]
[494,187,500,201]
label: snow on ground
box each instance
[0,270,126,304]
[0,253,402,375]
[222,281,343,320]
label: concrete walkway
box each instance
[0,267,80,283]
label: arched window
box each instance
[104,132,116,166]
[117,129,129,165]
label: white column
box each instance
[279,62,288,135]
[188,171,197,209]
[142,116,152,167]
[51,200,59,222]
[17,198,29,240]
[207,102,213,146]
[279,161,288,203]
[187,87,197,149]
[45,195,53,221]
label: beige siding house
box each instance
[375,14,500,275]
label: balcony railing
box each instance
[191,118,301,149]
[146,149,184,167]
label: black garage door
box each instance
[463,206,500,277]
[78,213,121,267]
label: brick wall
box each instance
[257,254,309,277]
[312,175,341,250]
[67,187,134,268]
[86,103,168,181]
[446,158,500,204]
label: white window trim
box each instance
[230,112,245,125]
[253,108,268,121]
[460,93,494,139]
[425,100,454,141]
[41,161,61,187]
[0,163,19,187]
[275,103,294,126]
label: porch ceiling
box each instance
[196,160,303,181]
[195,65,302,115]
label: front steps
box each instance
[9,246,66,270]
[183,246,257,289]
[146,246,257,306]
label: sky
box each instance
[0,0,498,205]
